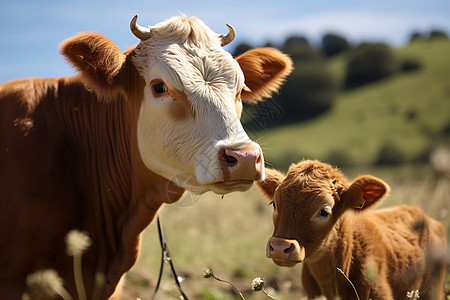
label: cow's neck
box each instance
[54,76,175,220]
[54,76,185,296]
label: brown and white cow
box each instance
[258,160,447,300]
[0,15,292,299]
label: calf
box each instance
[258,160,447,300]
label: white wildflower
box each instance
[406,290,420,300]
[251,277,265,291]
[203,268,214,278]
[25,269,73,300]
[65,229,92,256]
[26,269,63,297]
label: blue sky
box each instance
[1,0,449,83]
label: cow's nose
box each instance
[220,143,263,181]
[266,237,304,265]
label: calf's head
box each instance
[257,160,390,267]
[61,15,292,194]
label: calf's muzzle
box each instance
[267,236,304,267]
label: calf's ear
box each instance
[60,33,126,98]
[236,48,293,104]
[344,175,390,210]
[256,168,286,200]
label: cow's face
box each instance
[60,16,292,195]
[131,16,292,194]
[257,161,389,267]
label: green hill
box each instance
[250,38,450,170]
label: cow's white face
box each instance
[133,17,264,194]
[59,15,292,195]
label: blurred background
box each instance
[1,0,449,299]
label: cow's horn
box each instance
[220,24,235,46]
[130,15,152,40]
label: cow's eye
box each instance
[152,82,167,94]
[269,201,276,209]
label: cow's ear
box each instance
[344,175,390,210]
[236,48,293,104]
[257,167,286,201]
[60,33,126,97]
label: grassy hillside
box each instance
[252,38,450,170]
[122,39,450,299]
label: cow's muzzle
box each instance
[219,143,264,183]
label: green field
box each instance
[122,39,450,299]
[256,38,450,170]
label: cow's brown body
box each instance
[0,75,182,298]
[0,16,293,299]
[258,160,447,300]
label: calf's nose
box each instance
[267,239,295,259]
[267,237,304,266]
[219,143,263,181]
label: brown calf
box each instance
[258,160,447,300]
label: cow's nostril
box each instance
[219,145,263,182]
[224,153,238,165]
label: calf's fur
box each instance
[258,160,447,300]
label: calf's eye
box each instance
[319,209,330,217]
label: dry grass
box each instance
[123,187,305,299]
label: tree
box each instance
[409,31,424,43]
[429,29,448,40]
[282,35,322,62]
[321,33,350,57]
[400,58,422,72]
[344,43,396,89]
[239,34,337,128]
[233,43,253,57]
[256,62,336,127]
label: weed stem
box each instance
[210,274,245,300]
[73,254,87,300]
[262,288,278,299]
[337,267,360,300]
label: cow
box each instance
[257,160,447,300]
[0,15,293,299]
